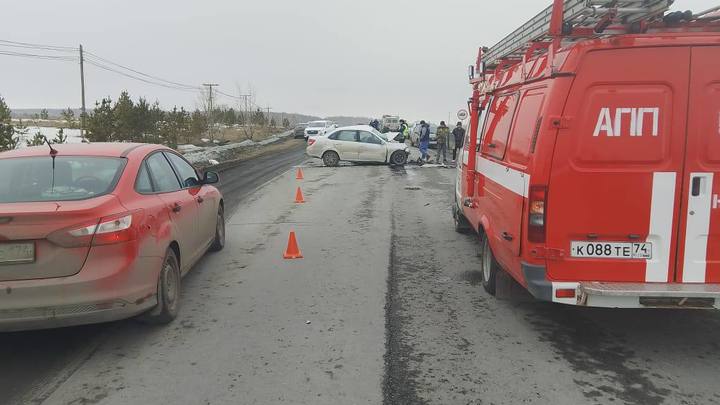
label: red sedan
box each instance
[0,143,225,331]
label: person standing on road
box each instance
[399,119,409,142]
[435,121,449,165]
[452,122,465,162]
[419,120,431,162]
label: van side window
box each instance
[475,104,489,152]
[481,93,519,160]
[507,90,546,167]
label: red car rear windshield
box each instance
[0,156,126,203]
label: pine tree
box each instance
[134,98,153,141]
[148,101,165,144]
[26,131,46,147]
[113,91,136,142]
[190,109,207,141]
[40,109,49,120]
[224,108,237,127]
[61,108,76,128]
[164,106,189,148]
[85,98,115,142]
[53,128,67,144]
[0,96,17,151]
[253,109,266,126]
[14,118,29,144]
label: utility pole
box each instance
[202,83,218,140]
[266,105,272,127]
[79,44,86,140]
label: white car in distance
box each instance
[306,125,409,167]
[303,120,337,139]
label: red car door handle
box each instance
[172,203,182,213]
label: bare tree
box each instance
[195,89,210,140]
[237,83,260,141]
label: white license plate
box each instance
[570,241,652,259]
[0,242,35,265]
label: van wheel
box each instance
[140,249,181,324]
[323,151,340,167]
[209,206,225,252]
[480,234,498,295]
[390,151,407,166]
[453,204,471,233]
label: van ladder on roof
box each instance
[483,0,673,68]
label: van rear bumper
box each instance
[521,262,720,309]
[578,282,720,309]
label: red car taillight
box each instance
[307,138,316,146]
[528,186,547,243]
[48,211,142,248]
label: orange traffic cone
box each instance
[283,231,303,259]
[296,167,304,180]
[294,187,305,203]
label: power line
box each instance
[0,50,77,61]
[1,38,203,94]
[215,89,261,110]
[0,39,77,52]
[84,59,201,93]
[83,50,199,90]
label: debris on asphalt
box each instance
[305,320,312,325]
[405,186,422,191]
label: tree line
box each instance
[0,91,292,152]
[84,91,290,147]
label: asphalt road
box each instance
[0,141,308,405]
[3,143,720,404]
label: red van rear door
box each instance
[546,47,690,283]
[676,46,720,284]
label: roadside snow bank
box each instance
[183,130,293,165]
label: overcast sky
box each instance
[0,0,715,121]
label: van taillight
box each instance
[307,138,316,146]
[48,211,142,248]
[528,186,547,243]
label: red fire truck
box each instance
[454,0,720,308]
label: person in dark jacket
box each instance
[452,122,466,162]
[419,120,431,162]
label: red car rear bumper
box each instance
[0,244,163,332]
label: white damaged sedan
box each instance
[306,125,409,167]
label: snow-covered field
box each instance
[14,126,83,148]
[10,127,294,167]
